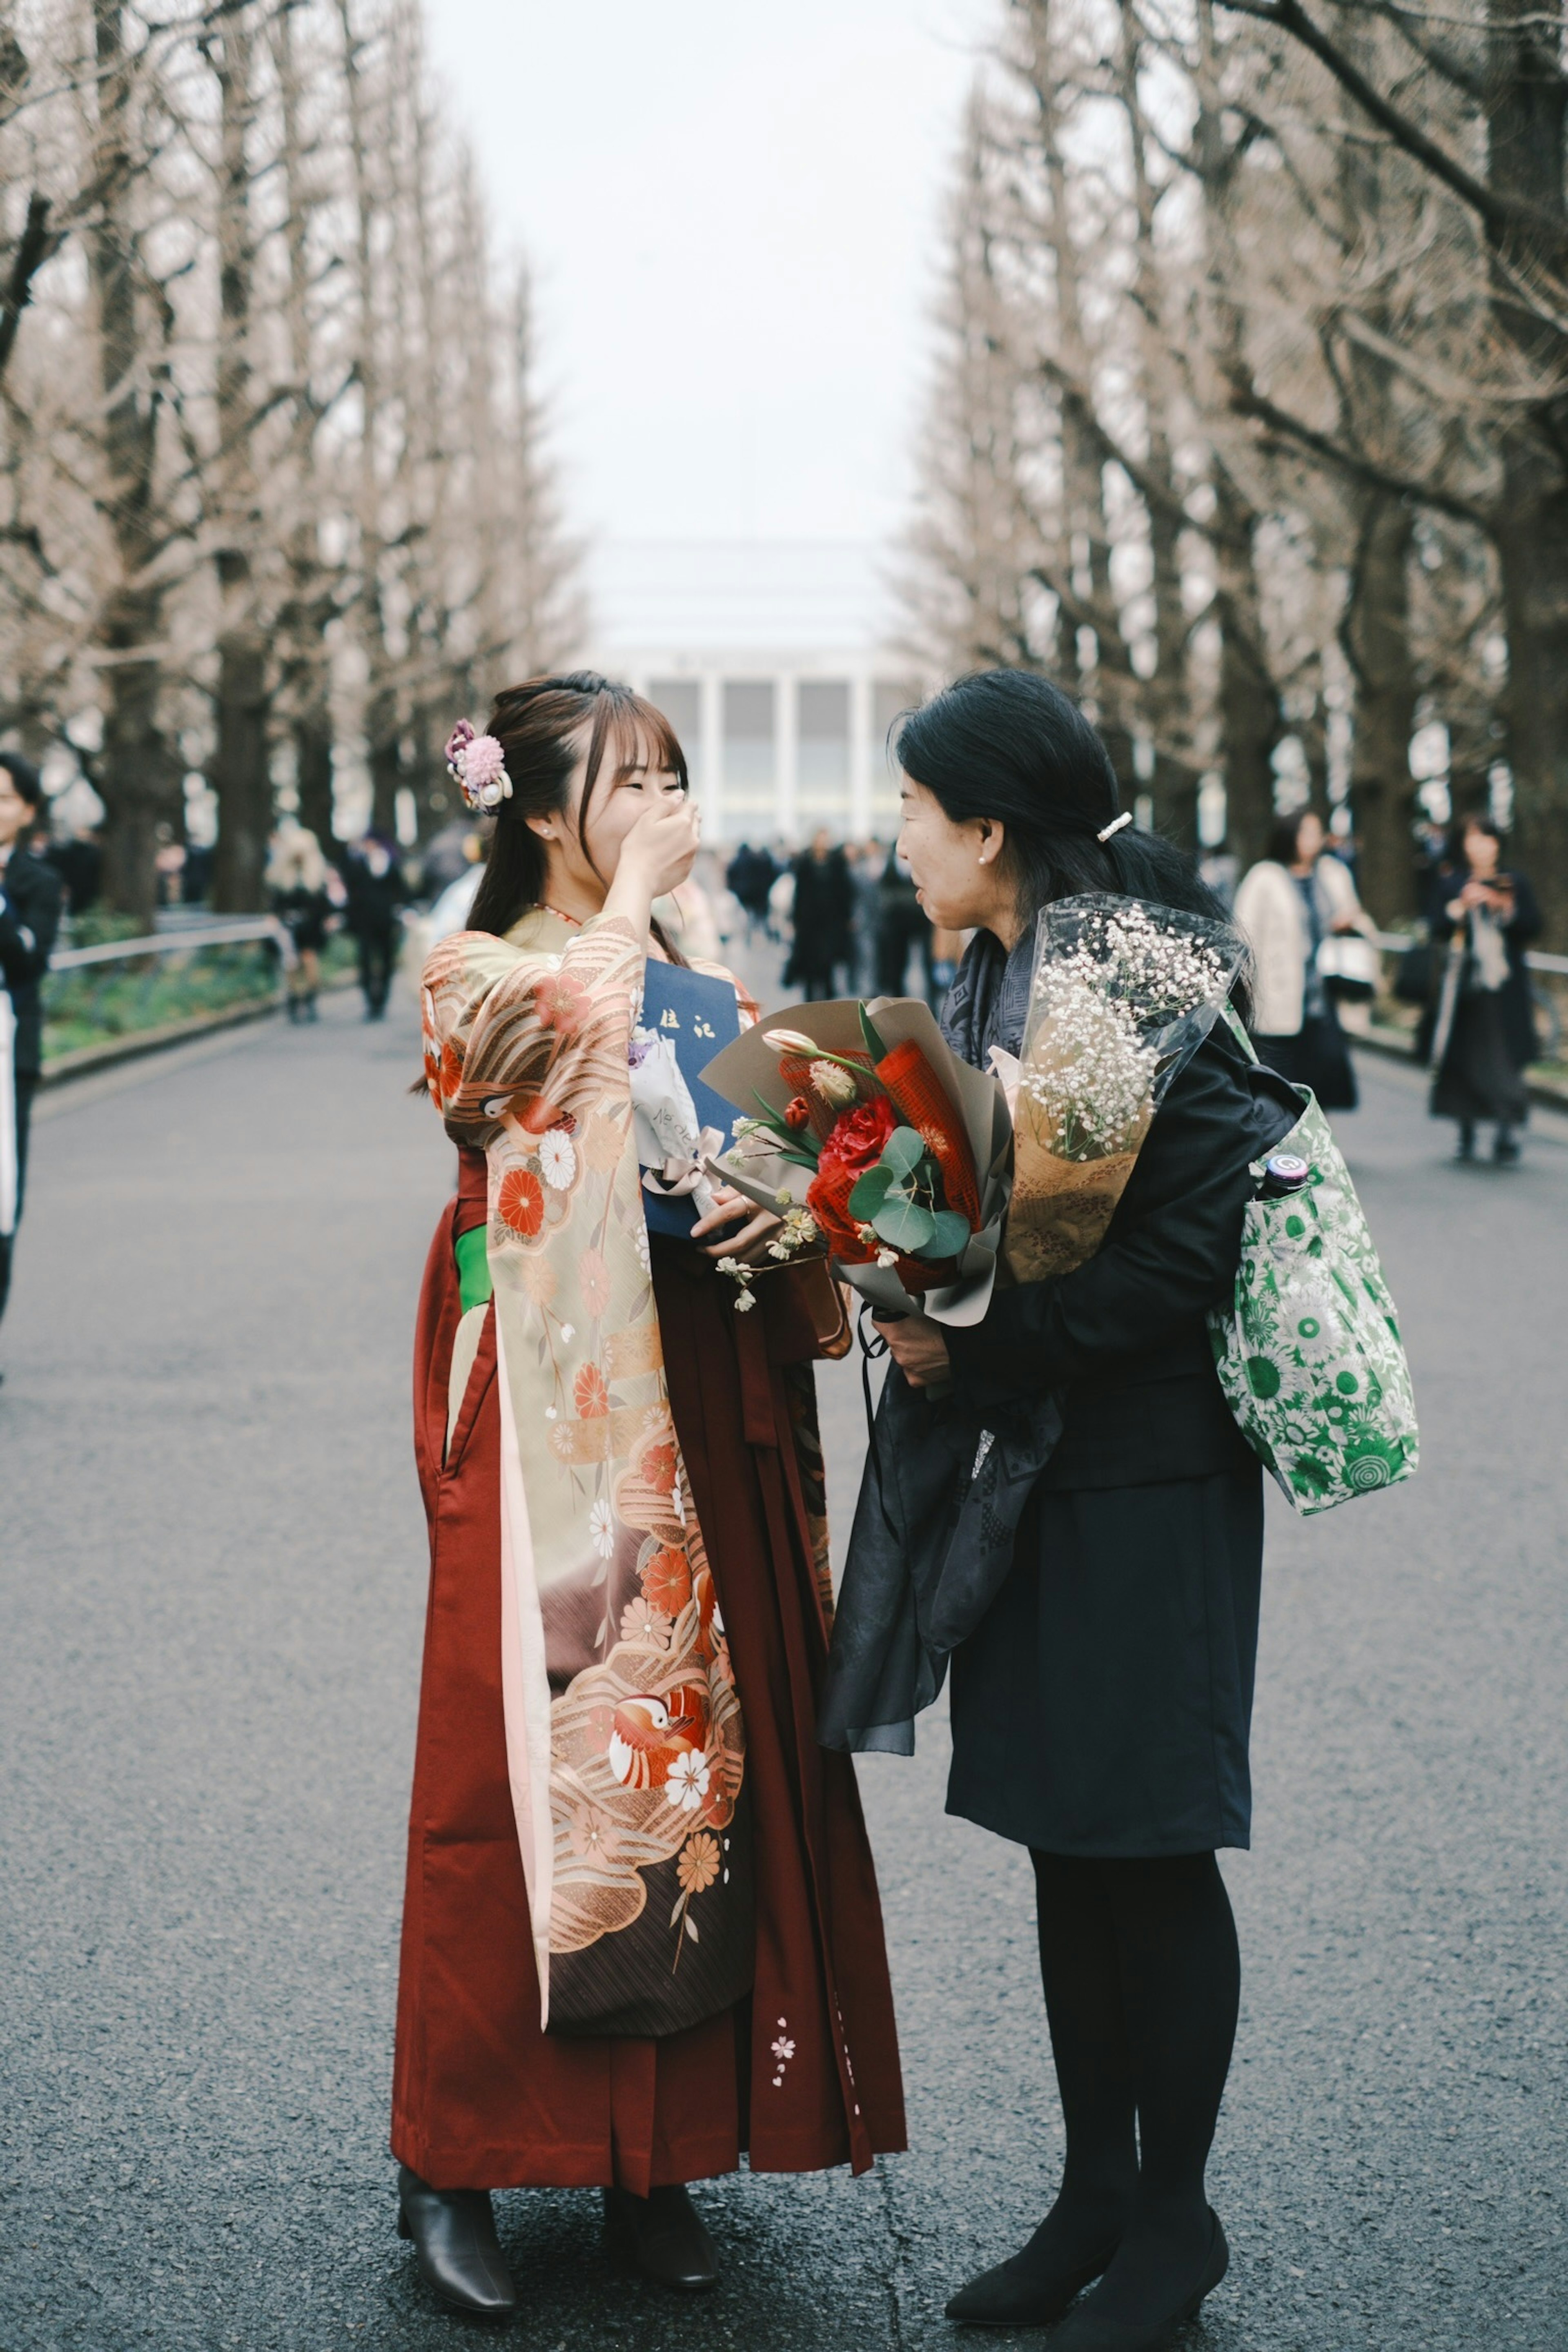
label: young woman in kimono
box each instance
[392,674,904,2317]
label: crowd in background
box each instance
[2,763,1550,1174]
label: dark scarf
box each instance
[939,924,1036,1069]
[819,924,1062,1758]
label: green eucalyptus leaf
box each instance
[928,1210,972,1258]
[848,1166,894,1218]
[880,1125,927,1179]
[873,1197,936,1251]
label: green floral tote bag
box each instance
[1207,1018,1419,1515]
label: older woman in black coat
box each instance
[866,673,1298,2352]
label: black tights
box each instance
[1022,1850,1239,2321]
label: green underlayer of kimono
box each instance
[454,1222,492,1313]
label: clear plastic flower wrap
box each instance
[1005,894,1246,1284]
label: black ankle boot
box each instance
[397,2165,517,2317]
[1047,2209,1228,2352]
[604,2183,718,2291]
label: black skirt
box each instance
[1431,991,1529,1125]
[946,1464,1264,1858]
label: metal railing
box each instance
[1370,929,1568,978]
[49,915,296,973]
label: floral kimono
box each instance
[392,907,904,2194]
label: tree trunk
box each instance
[272,0,339,855]
[98,639,170,929]
[294,711,336,850]
[210,612,270,912]
[339,0,399,847]
[88,0,176,923]
[1341,492,1420,924]
[207,1,269,912]
[1116,0,1194,842]
[1209,468,1280,870]
[1486,0,1568,941]
[368,689,402,840]
[1495,478,1568,941]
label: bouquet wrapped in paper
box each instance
[699,997,1013,1325]
[1005,894,1246,1284]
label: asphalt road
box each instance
[1,980,1565,2352]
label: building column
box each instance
[776,671,798,844]
[850,668,873,841]
[699,670,723,840]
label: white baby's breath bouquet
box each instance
[1005,895,1245,1283]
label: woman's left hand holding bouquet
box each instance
[691,1182,782,1264]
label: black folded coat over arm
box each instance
[818,1021,1300,1757]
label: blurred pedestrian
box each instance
[874,844,931,997]
[0,754,62,1345]
[724,840,776,942]
[342,831,408,1020]
[45,823,102,917]
[419,817,483,896]
[266,822,332,1023]
[784,827,854,999]
[927,925,964,1010]
[1233,809,1361,1111]
[849,837,884,989]
[1426,815,1539,1164]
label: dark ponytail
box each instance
[897,669,1250,1016]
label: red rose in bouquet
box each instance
[806,1092,898,1258]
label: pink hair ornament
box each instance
[444,718,512,814]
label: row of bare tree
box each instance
[0,0,582,923]
[900,0,1568,938]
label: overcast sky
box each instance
[422,0,992,552]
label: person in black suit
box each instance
[783,828,854,999]
[0,755,63,1333]
[342,831,409,1019]
[849,672,1299,2352]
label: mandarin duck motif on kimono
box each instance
[606,1686,709,1797]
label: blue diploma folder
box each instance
[638,960,744,1238]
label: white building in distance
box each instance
[586,540,924,847]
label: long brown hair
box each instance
[466,671,689,952]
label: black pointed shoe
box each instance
[397,2165,517,2318]
[1046,2211,1229,2352]
[604,2183,719,2292]
[945,2239,1120,2327]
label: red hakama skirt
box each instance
[390,1160,906,2192]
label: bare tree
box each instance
[0,0,578,918]
[1216,0,1568,933]
[898,89,1043,673]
